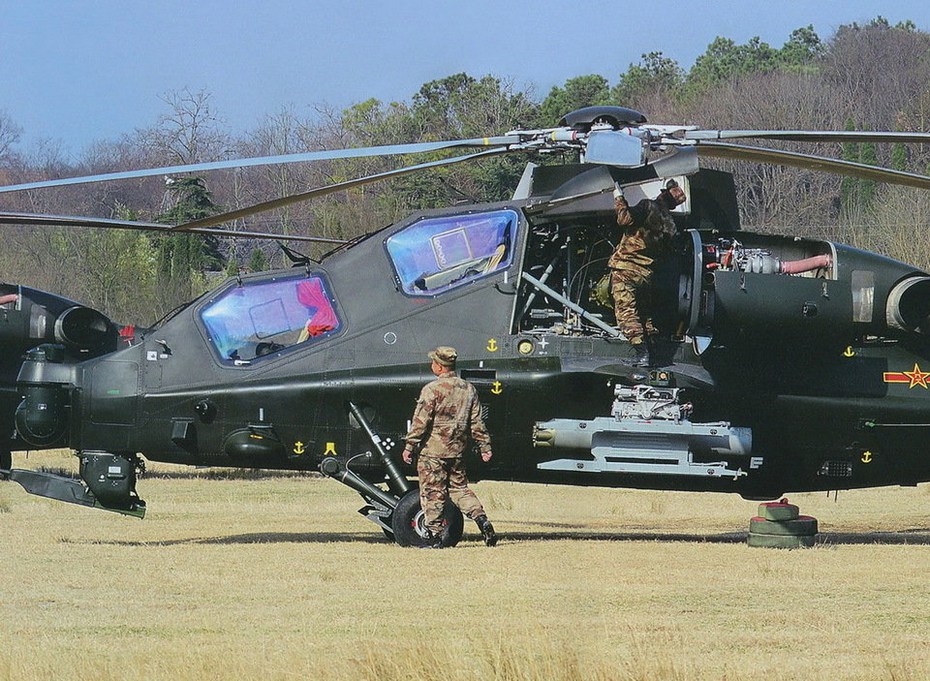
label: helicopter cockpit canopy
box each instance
[199,274,341,365]
[385,209,517,296]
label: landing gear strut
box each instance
[319,402,465,547]
[319,457,465,547]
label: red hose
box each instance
[779,254,832,274]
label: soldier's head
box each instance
[428,346,457,374]
[657,178,687,211]
[640,199,677,247]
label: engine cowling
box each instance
[680,233,930,351]
[886,276,930,335]
[0,284,118,364]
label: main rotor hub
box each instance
[558,106,648,131]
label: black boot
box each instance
[419,529,445,549]
[475,515,497,547]
[630,343,650,367]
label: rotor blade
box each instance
[0,136,521,195]
[0,212,348,244]
[651,146,700,177]
[687,130,930,144]
[174,146,513,231]
[696,142,930,190]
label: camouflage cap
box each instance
[659,179,687,208]
[428,346,458,368]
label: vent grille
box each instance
[818,460,853,478]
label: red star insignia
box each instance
[883,363,930,389]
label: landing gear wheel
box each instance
[390,489,464,548]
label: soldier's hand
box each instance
[612,182,625,200]
[402,448,413,464]
[481,449,493,463]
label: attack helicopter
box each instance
[4,105,930,547]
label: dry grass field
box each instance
[3,450,930,681]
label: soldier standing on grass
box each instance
[402,346,497,548]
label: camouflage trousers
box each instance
[417,455,486,534]
[611,267,656,345]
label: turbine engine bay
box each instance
[513,208,840,347]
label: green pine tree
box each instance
[154,177,222,313]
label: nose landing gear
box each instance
[319,401,464,547]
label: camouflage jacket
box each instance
[608,196,671,271]
[608,231,652,271]
[404,371,491,459]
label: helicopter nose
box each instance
[887,276,930,335]
[15,345,74,448]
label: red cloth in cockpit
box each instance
[296,279,337,337]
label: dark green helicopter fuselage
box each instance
[15,165,930,505]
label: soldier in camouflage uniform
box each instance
[402,346,497,548]
[609,179,686,366]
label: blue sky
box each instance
[0,1,924,157]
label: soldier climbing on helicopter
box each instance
[609,178,687,366]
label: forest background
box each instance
[1,16,929,326]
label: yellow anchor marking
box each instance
[843,346,856,357]
[491,380,503,395]
[487,338,499,352]
[861,451,873,464]
[293,441,306,455]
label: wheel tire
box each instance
[749,515,818,536]
[747,532,817,549]
[390,489,464,548]
[757,501,799,521]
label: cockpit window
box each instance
[386,209,517,296]
[199,274,341,365]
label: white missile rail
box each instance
[533,385,755,479]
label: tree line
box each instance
[1,16,929,324]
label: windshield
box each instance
[385,209,517,296]
[199,274,341,364]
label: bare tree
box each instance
[0,110,21,162]
[684,71,844,231]
[136,87,230,166]
[824,20,930,132]
[229,106,319,266]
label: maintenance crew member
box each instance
[609,179,687,366]
[402,346,497,548]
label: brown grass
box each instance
[3,450,930,680]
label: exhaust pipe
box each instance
[887,276,930,335]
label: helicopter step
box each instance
[533,385,756,479]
